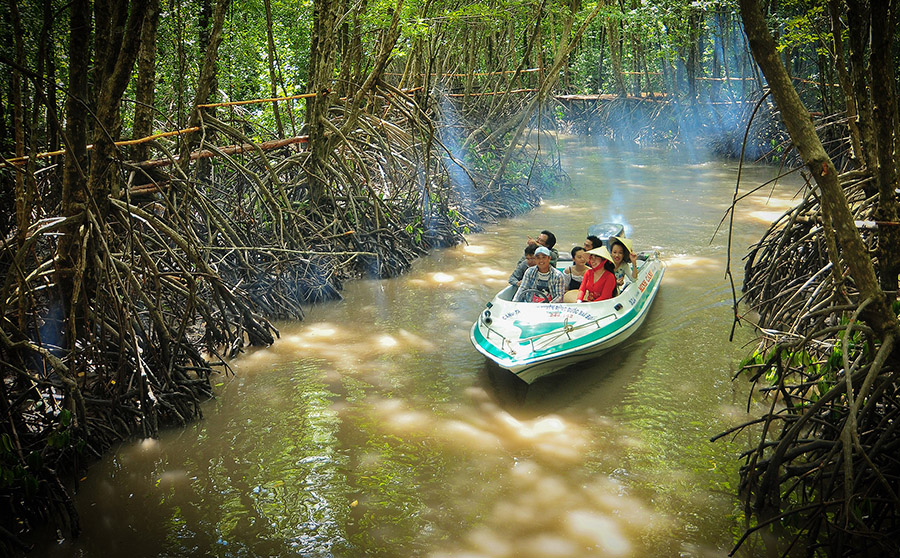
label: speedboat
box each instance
[470,247,665,384]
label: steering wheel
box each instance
[517,288,550,302]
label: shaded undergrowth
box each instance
[0,86,566,553]
[715,133,900,555]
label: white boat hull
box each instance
[470,253,665,384]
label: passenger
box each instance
[583,235,603,252]
[562,246,588,291]
[528,230,559,267]
[508,244,538,287]
[576,246,617,303]
[609,236,638,287]
[513,246,567,303]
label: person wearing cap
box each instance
[513,246,567,303]
[577,246,617,303]
[609,236,639,287]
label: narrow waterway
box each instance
[54,138,802,558]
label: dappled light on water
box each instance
[373,387,592,463]
[747,208,789,223]
[431,469,669,558]
[240,322,438,376]
[663,254,723,274]
[543,203,571,211]
[737,189,800,225]
[473,265,509,280]
[62,142,800,558]
[365,388,669,557]
[429,272,455,283]
[749,211,784,223]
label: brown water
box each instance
[52,139,801,558]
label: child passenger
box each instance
[563,246,588,291]
[508,244,538,287]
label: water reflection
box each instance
[484,338,642,418]
[430,464,669,558]
[56,140,801,558]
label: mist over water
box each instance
[439,94,476,202]
[51,137,802,558]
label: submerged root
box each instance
[0,81,567,548]
[720,164,900,556]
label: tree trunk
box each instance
[846,0,876,189]
[337,0,351,98]
[718,12,737,103]
[60,0,90,218]
[57,0,149,392]
[642,46,653,97]
[0,79,7,162]
[199,0,212,52]
[816,52,829,115]
[629,0,641,96]
[488,1,603,188]
[465,25,476,100]
[631,31,642,96]
[175,0,187,127]
[192,0,220,181]
[869,0,900,292]
[330,0,403,152]
[306,0,340,204]
[35,0,59,156]
[351,0,365,81]
[711,32,721,102]
[263,0,285,138]
[92,0,124,105]
[8,0,28,332]
[607,2,626,96]
[56,0,92,426]
[739,0,899,341]
[89,0,150,203]
[179,0,231,173]
[461,0,546,151]
[133,0,160,161]
[661,55,675,97]
[827,0,863,166]
[686,5,703,105]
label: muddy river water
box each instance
[52,138,803,557]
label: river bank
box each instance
[38,139,807,558]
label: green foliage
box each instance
[776,4,830,56]
[0,403,84,539]
[741,345,825,392]
[0,434,36,494]
[739,321,877,408]
[788,349,818,375]
[738,349,763,369]
[405,217,424,243]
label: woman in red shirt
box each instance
[577,246,617,302]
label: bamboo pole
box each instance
[3,127,201,166]
[135,135,310,169]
